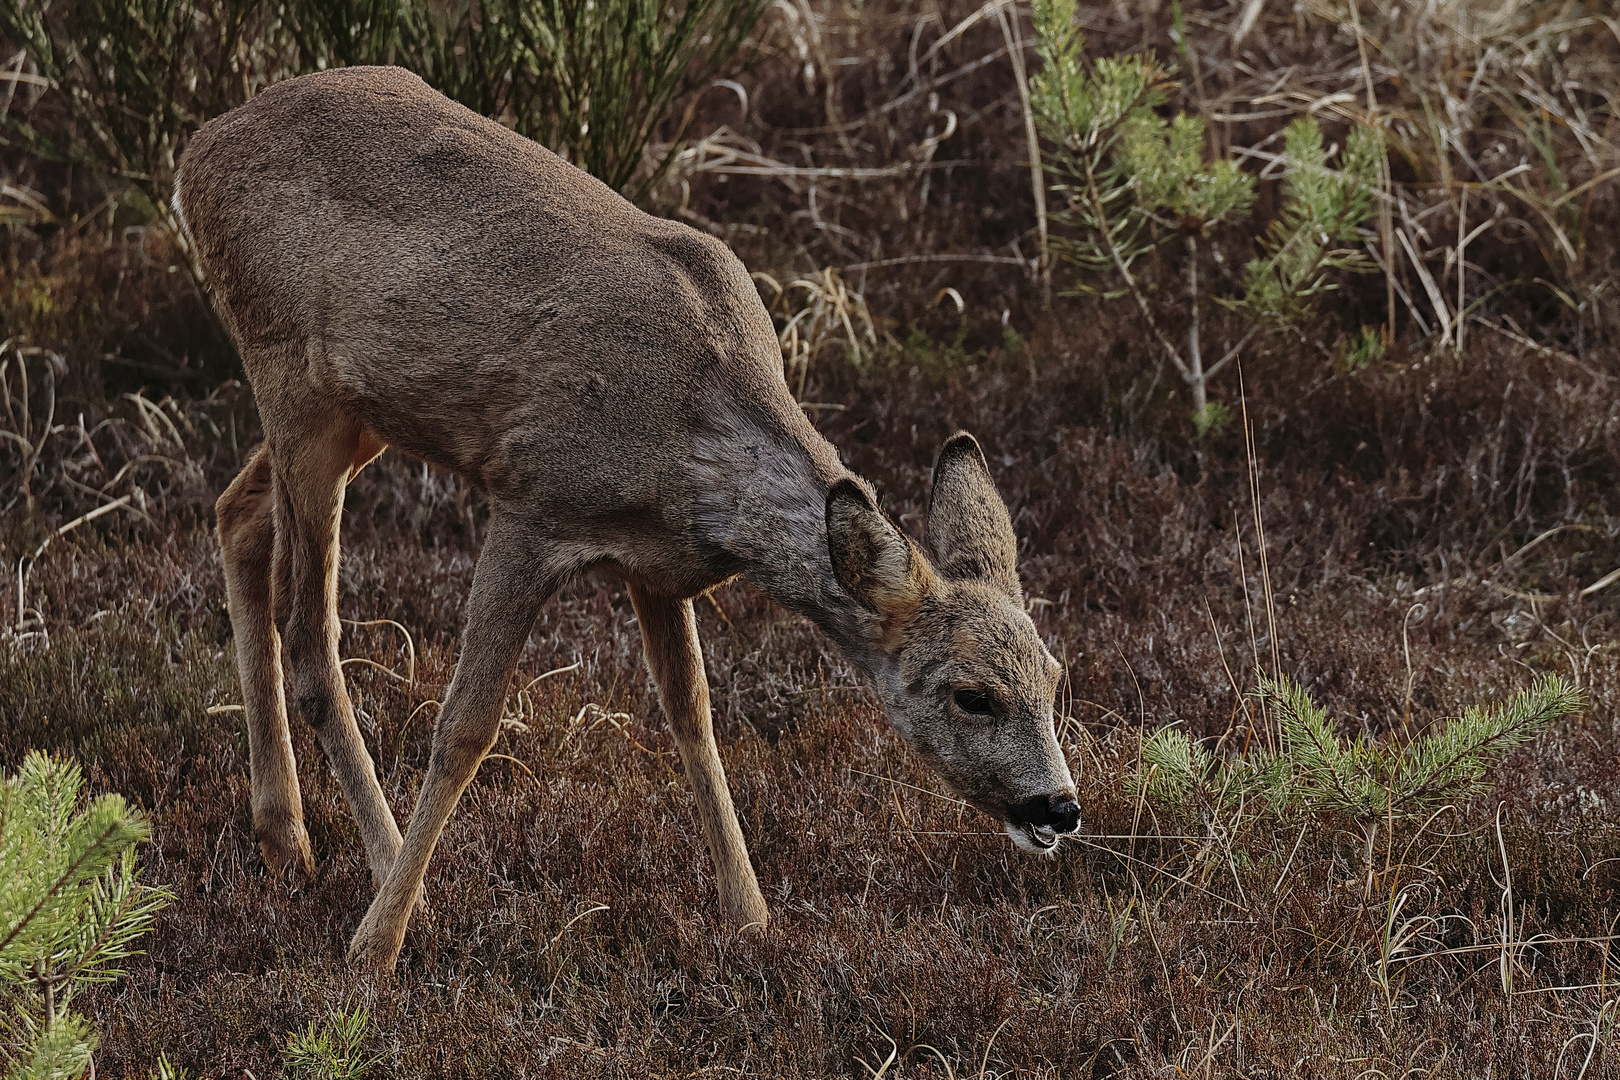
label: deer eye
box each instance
[953,688,994,715]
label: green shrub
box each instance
[1136,674,1583,823]
[275,0,526,153]
[1029,0,1382,424]
[278,0,770,194]
[1224,118,1383,328]
[508,0,769,198]
[283,1006,381,1080]
[0,751,170,1080]
[3,0,769,235]
[0,0,269,235]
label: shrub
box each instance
[280,0,770,195]
[0,751,170,1080]
[1137,674,1583,824]
[0,0,270,237]
[508,0,770,198]
[1029,0,1382,424]
[2,0,770,237]
[1225,118,1382,329]
[283,1007,381,1080]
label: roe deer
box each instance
[175,66,1080,973]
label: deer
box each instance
[174,66,1081,973]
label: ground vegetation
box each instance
[4,0,1620,1075]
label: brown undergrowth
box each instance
[4,331,1620,1074]
[5,0,1620,1076]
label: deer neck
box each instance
[689,394,883,669]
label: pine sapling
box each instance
[1224,118,1383,327]
[1135,674,1582,824]
[284,1007,382,1080]
[0,752,170,1080]
[1030,0,1386,424]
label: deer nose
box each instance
[1049,795,1081,834]
[1011,793,1082,834]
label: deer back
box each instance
[177,66,830,589]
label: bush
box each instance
[1029,0,1382,424]
[0,751,169,1080]
[1137,674,1583,824]
[0,0,269,236]
[508,0,769,197]
[283,1007,381,1080]
[280,0,770,195]
[1,0,769,235]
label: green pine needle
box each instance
[1229,118,1383,325]
[0,751,170,1078]
[3,1012,97,1080]
[284,1007,383,1080]
[1134,675,1582,825]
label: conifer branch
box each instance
[0,752,170,1078]
[1029,3,1387,418]
[1133,675,1582,828]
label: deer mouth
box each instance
[1005,820,1060,854]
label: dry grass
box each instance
[4,328,1620,1074]
[660,0,1620,382]
[4,0,1620,1076]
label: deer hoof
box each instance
[257,819,315,880]
[723,893,771,934]
[347,920,403,977]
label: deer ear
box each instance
[826,479,929,618]
[926,432,1020,596]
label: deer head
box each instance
[827,433,1080,852]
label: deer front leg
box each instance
[629,586,769,930]
[348,513,557,973]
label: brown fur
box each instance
[178,66,1076,973]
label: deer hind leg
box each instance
[349,509,559,973]
[218,444,312,877]
[629,586,769,930]
[270,414,403,885]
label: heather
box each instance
[4,1,1620,1075]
